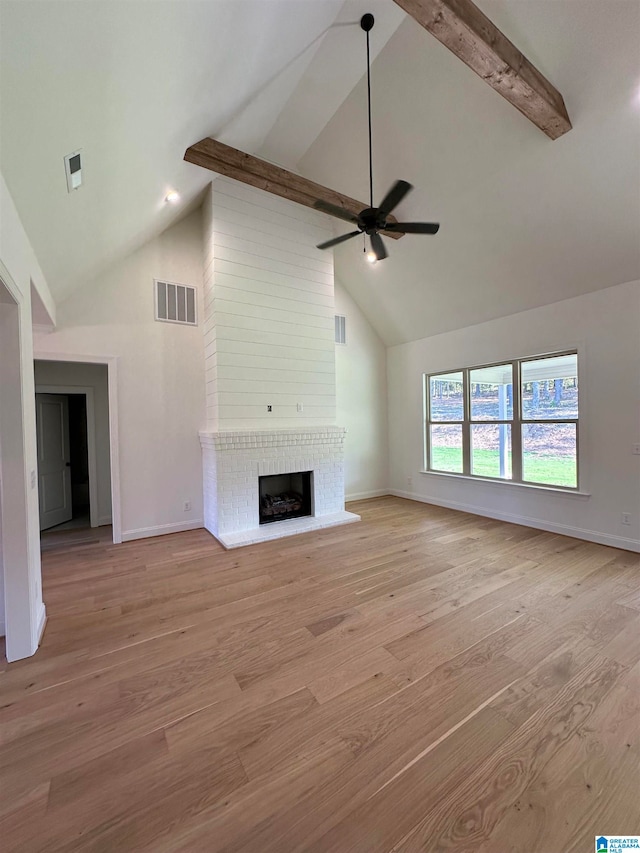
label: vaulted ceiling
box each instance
[301,1,640,344]
[1,1,639,346]
[0,0,402,300]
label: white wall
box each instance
[0,173,54,659]
[387,280,640,551]
[204,179,336,430]
[335,279,389,500]
[33,360,112,525]
[34,209,206,542]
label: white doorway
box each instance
[35,393,73,530]
[33,357,121,544]
[35,386,100,531]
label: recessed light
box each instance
[165,190,180,204]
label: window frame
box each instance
[424,350,579,491]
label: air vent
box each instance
[154,280,197,325]
[335,314,346,345]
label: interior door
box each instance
[36,394,72,531]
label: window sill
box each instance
[419,470,591,499]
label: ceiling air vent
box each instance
[335,314,346,345]
[154,280,197,326]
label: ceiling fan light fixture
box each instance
[313,13,440,259]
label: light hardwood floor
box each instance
[1,496,639,852]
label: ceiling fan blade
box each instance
[378,180,413,216]
[317,230,361,250]
[314,200,359,224]
[370,231,388,261]
[385,222,440,234]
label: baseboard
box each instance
[121,520,204,542]
[345,489,390,502]
[389,490,640,553]
[98,515,113,527]
[35,602,47,646]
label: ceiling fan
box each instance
[314,13,440,262]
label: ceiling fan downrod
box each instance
[361,13,375,210]
[313,12,440,260]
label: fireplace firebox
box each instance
[259,471,313,525]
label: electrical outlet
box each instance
[183,500,191,512]
[621,512,631,525]
[267,405,272,412]
[407,476,413,487]
[297,403,303,413]
[633,444,640,456]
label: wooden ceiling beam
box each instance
[184,137,402,238]
[393,0,571,140]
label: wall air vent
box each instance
[335,314,346,345]
[64,149,83,192]
[154,280,197,326]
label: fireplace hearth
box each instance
[259,471,312,524]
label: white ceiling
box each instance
[1,1,639,345]
[301,1,640,344]
[0,0,397,300]
[259,0,405,167]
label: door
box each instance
[36,394,72,530]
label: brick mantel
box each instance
[199,426,346,451]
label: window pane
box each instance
[521,354,578,420]
[429,372,464,421]
[470,364,513,421]
[430,425,463,473]
[522,423,577,487]
[471,424,512,479]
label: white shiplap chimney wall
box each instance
[202,178,336,430]
[200,179,360,547]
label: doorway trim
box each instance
[0,262,43,659]
[35,386,99,529]
[33,352,122,544]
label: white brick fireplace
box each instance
[199,178,360,548]
[200,426,358,548]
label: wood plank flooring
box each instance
[1,496,639,852]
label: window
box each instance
[425,351,578,489]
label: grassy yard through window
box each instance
[430,447,576,487]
